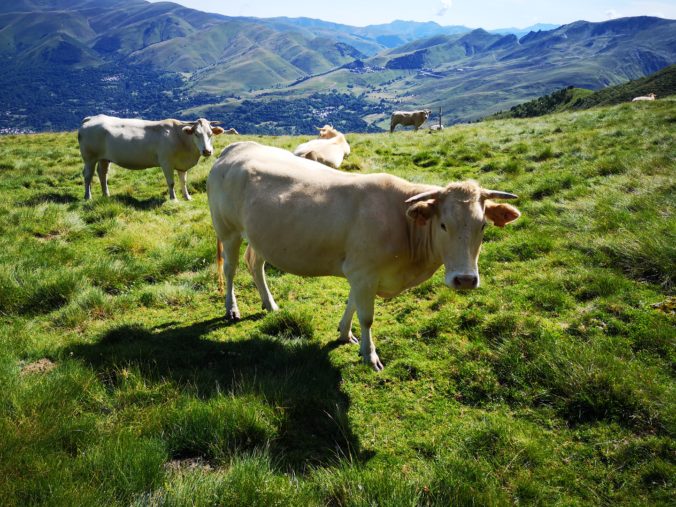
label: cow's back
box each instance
[78,115,173,169]
[208,142,414,278]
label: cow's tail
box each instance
[216,238,224,295]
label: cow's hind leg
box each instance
[97,160,110,197]
[83,159,96,200]
[220,234,243,320]
[337,290,358,344]
[244,245,279,312]
[177,170,191,201]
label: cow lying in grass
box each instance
[293,125,350,169]
[78,115,224,200]
[208,141,520,371]
[632,93,656,102]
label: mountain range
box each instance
[0,0,674,133]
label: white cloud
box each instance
[605,9,619,19]
[437,0,453,17]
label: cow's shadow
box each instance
[113,194,165,210]
[67,316,369,471]
[21,192,79,206]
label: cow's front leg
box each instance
[160,163,177,200]
[83,160,95,200]
[351,280,383,371]
[244,244,279,312]
[338,291,358,344]
[177,170,191,200]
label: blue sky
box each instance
[149,0,676,28]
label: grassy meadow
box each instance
[0,99,674,506]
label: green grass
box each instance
[0,99,674,506]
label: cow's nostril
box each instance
[203,150,212,156]
[453,275,478,289]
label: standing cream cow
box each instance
[390,110,431,133]
[293,125,350,169]
[78,115,224,200]
[208,142,520,371]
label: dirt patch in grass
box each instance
[20,358,56,376]
[651,297,675,315]
[164,458,213,473]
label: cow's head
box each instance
[182,119,225,157]
[406,180,520,290]
[317,124,338,139]
[424,110,432,120]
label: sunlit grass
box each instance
[0,99,674,505]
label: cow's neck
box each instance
[175,130,201,167]
[406,210,442,267]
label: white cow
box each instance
[632,93,656,102]
[78,115,225,200]
[208,142,520,371]
[293,125,351,169]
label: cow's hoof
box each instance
[183,195,192,201]
[363,353,384,372]
[339,332,359,345]
[225,310,241,321]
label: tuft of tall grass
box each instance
[259,309,315,340]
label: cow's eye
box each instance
[481,222,487,231]
[440,223,447,231]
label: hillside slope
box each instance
[488,64,676,119]
[0,99,674,505]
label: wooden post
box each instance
[438,107,442,129]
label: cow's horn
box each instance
[179,120,198,126]
[405,189,441,203]
[483,190,518,200]
[209,121,223,125]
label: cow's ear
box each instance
[485,200,521,228]
[182,126,194,135]
[406,199,437,226]
[211,127,225,135]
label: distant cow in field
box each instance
[207,141,520,371]
[429,124,444,132]
[224,128,240,135]
[293,124,350,168]
[632,93,656,102]
[390,109,431,133]
[78,115,225,200]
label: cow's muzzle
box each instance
[447,273,479,290]
[202,149,213,157]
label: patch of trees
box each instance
[0,59,227,133]
[492,86,581,119]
